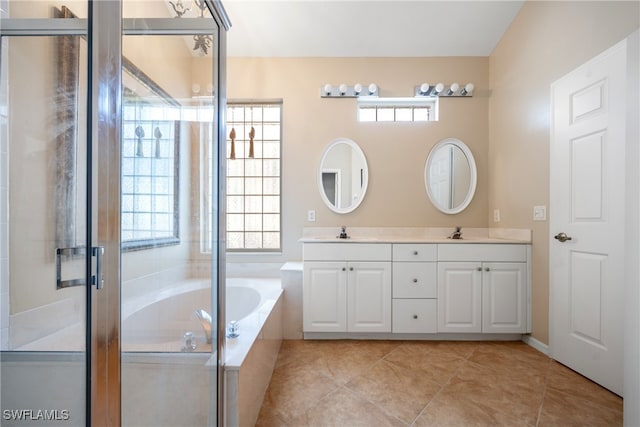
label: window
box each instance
[225,101,282,251]
[121,62,180,251]
[357,97,439,122]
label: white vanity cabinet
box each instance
[303,243,392,333]
[392,244,437,333]
[437,244,529,334]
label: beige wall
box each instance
[227,57,490,263]
[489,1,640,344]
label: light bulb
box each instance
[447,83,460,95]
[353,83,363,95]
[460,83,475,96]
[433,83,445,95]
[323,83,333,95]
[420,83,430,94]
[339,84,348,95]
[368,83,378,95]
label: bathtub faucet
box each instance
[195,309,213,344]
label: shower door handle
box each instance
[92,246,105,289]
[56,246,105,290]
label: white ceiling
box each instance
[222,0,525,57]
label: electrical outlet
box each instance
[493,209,501,223]
[533,205,547,221]
[307,210,316,222]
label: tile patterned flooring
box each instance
[256,340,623,426]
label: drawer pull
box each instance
[485,267,490,272]
[413,251,418,255]
[477,267,482,271]
[349,267,354,271]
[342,267,346,271]
[413,315,418,319]
[413,278,418,283]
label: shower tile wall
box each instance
[1,35,8,350]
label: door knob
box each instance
[554,232,573,242]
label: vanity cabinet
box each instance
[303,244,392,333]
[437,244,529,334]
[302,240,530,338]
[392,244,437,333]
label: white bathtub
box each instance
[121,277,282,427]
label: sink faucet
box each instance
[195,309,212,344]
[338,226,349,239]
[448,226,463,240]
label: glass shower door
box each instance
[119,2,226,426]
[1,1,228,425]
[0,3,90,425]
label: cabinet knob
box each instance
[477,267,482,271]
[413,315,418,319]
[342,267,346,271]
[485,267,490,272]
[413,251,418,255]
[413,278,418,283]
[349,267,354,271]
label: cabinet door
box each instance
[482,263,527,333]
[437,262,482,333]
[347,262,392,332]
[303,262,347,332]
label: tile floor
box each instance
[256,340,623,426]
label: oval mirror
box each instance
[318,138,368,214]
[424,138,477,214]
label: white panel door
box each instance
[482,263,526,333]
[437,262,482,333]
[550,39,627,395]
[347,262,392,332]
[303,262,347,332]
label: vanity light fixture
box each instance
[320,82,379,98]
[414,82,473,97]
[418,83,430,95]
[460,83,475,96]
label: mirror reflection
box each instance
[318,138,368,214]
[425,138,477,214]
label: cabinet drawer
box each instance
[303,243,392,261]
[393,299,437,333]
[392,244,437,262]
[393,262,437,298]
[437,244,528,262]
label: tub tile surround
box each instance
[225,280,283,427]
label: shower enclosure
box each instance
[0,0,228,424]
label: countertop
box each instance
[299,227,531,244]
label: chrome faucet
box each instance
[195,309,212,344]
[338,226,349,239]
[448,226,463,240]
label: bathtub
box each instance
[120,277,283,427]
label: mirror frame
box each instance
[424,138,477,214]
[318,138,369,214]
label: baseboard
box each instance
[522,335,549,356]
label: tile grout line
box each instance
[534,357,554,427]
[407,345,479,426]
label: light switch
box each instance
[533,205,547,221]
